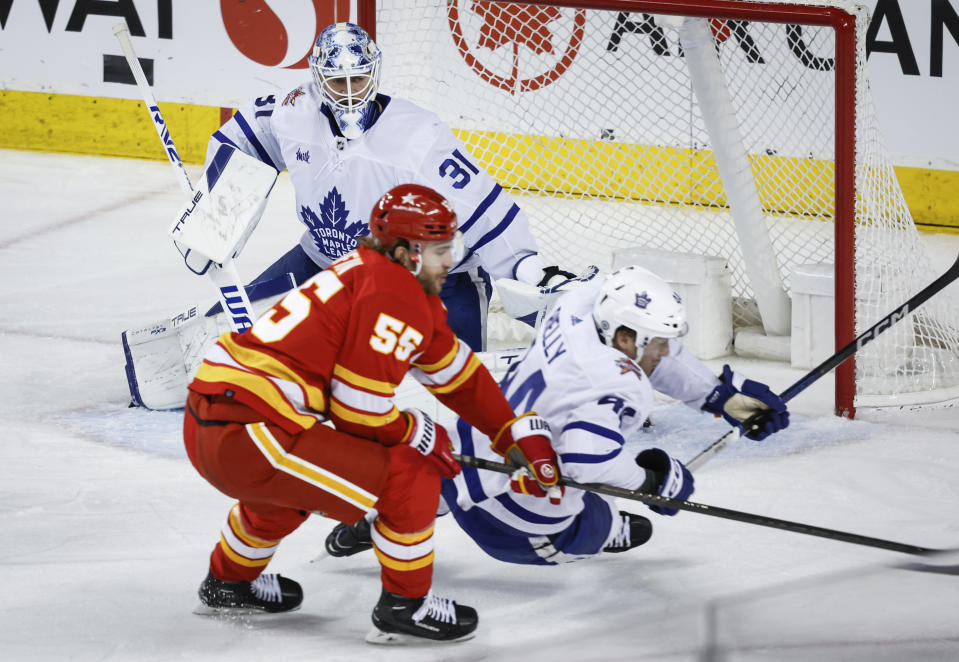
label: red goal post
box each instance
[362,0,959,417]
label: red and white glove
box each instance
[492,413,563,503]
[404,409,460,479]
[509,467,564,505]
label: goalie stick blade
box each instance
[364,627,476,645]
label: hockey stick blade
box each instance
[454,453,950,558]
[687,251,959,471]
[685,428,739,472]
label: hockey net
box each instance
[368,0,959,415]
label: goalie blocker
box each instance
[123,144,281,410]
[168,143,278,274]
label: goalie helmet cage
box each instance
[359,0,959,417]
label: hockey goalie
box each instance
[122,21,594,411]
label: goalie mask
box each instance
[309,22,382,139]
[593,266,688,348]
[370,184,465,275]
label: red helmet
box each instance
[369,184,459,249]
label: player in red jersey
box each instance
[183,183,561,644]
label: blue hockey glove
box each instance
[635,448,694,516]
[702,365,790,441]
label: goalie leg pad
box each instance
[123,273,295,410]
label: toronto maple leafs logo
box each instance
[300,188,368,260]
[635,291,651,309]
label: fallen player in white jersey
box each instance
[324,265,790,564]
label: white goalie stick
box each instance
[112,23,256,333]
[686,251,959,471]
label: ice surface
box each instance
[1,150,958,661]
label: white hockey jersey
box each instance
[447,275,720,536]
[210,83,541,279]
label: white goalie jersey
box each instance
[210,83,541,279]
[447,276,720,535]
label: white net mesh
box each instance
[375,0,959,409]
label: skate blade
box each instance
[365,627,476,645]
[192,603,301,616]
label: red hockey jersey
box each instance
[189,246,515,446]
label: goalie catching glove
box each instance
[537,265,577,287]
[491,413,564,504]
[635,448,694,516]
[403,409,460,479]
[702,365,790,441]
[496,265,599,328]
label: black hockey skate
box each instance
[195,571,303,614]
[325,517,373,557]
[603,511,653,553]
[366,589,478,644]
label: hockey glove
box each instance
[635,448,694,516]
[702,365,790,441]
[404,409,460,479]
[509,467,564,505]
[491,413,563,503]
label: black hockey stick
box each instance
[686,252,959,471]
[454,453,952,558]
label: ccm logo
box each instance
[856,304,909,350]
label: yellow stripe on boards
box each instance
[454,129,838,217]
[245,423,377,511]
[0,89,954,230]
[895,166,959,231]
[0,89,215,163]
[373,547,435,572]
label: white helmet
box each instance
[309,22,382,139]
[593,266,688,347]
